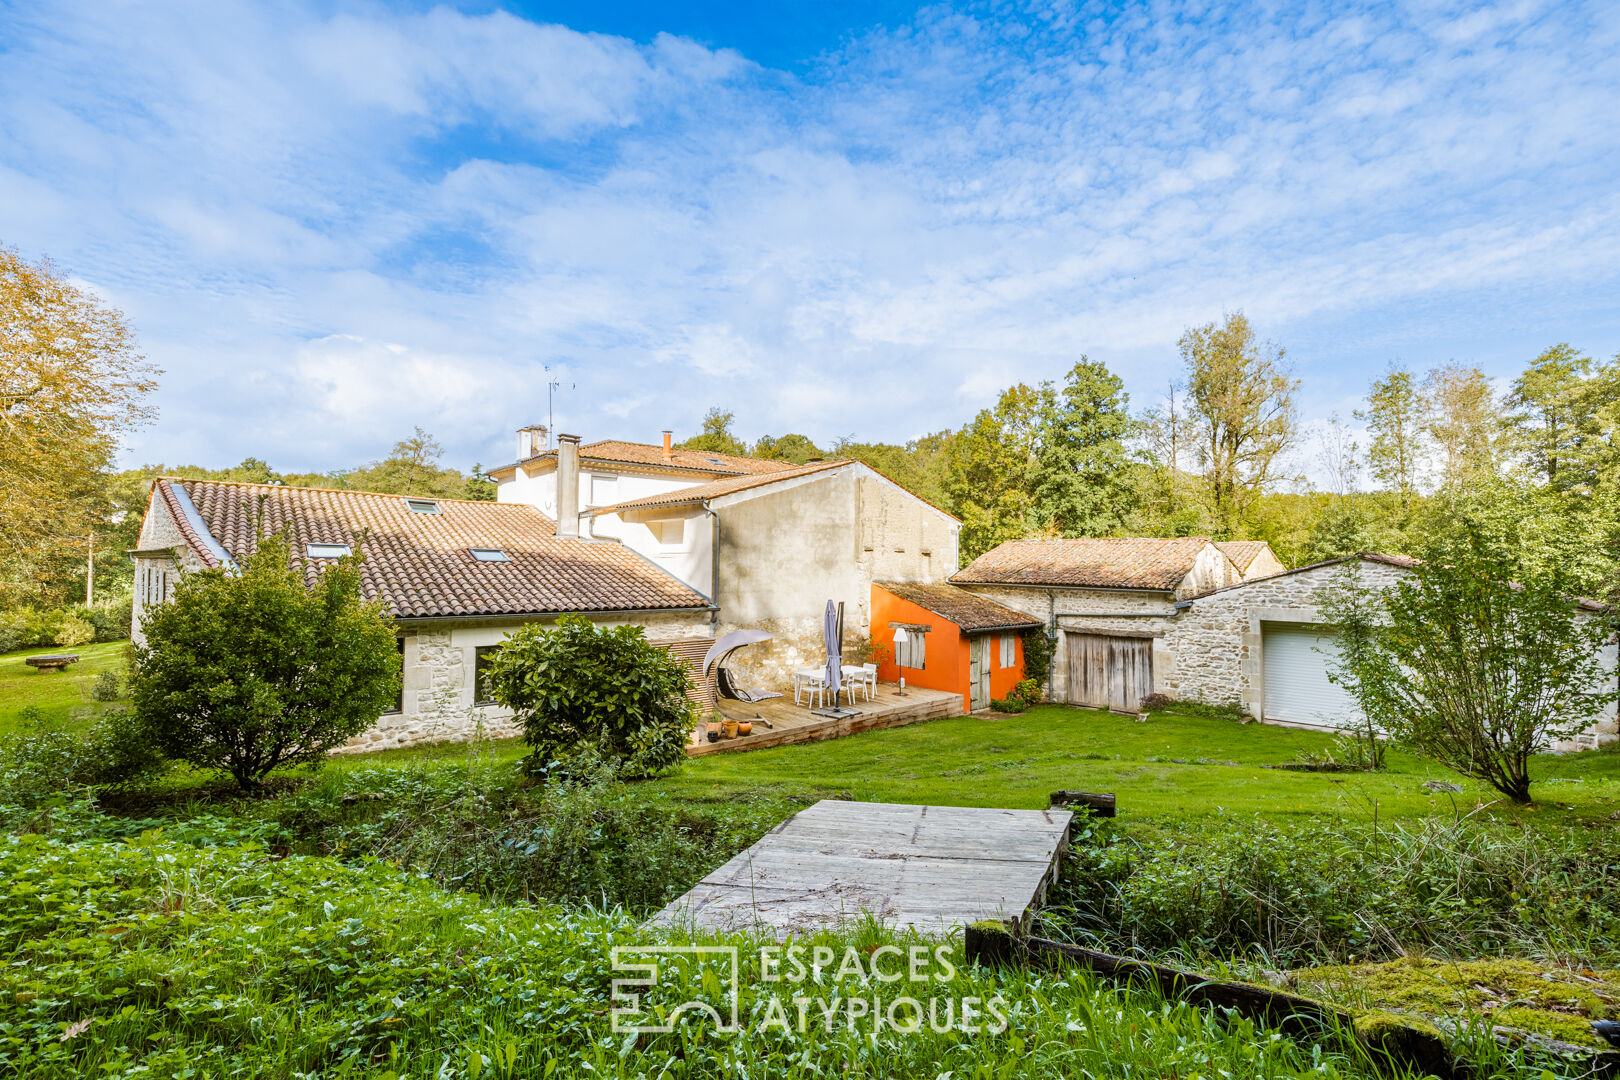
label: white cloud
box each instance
[2,0,1618,475]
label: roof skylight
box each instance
[469,548,509,562]
[306,543,351,559]
[405,498,441,514]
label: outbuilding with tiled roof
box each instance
[130,477,716,755]
[869,581,1042,712]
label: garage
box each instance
[1261,622,1365,729]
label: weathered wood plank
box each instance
[651,800,1072,938]
[688,685,962,757]
[1048,791,1116,816]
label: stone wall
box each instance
[335,609,713,754]
[130,494,210,647]
[1163,560,1407,714]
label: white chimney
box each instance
[517,425,548,460]
[661,429,673,461]
[555,434,581,538]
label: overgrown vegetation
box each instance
[1039,814,1620,969]
[1325,505,1617,804]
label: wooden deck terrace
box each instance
[689,682,962,756]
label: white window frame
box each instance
[306,543,351,559]
[999,633,1015,668]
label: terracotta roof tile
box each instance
[502,440,797,477]
[163,479,709,619]
[875,581,1042,633]
[590,460,849,514]
[1215,541,1271,571]
[951,537,1216,590]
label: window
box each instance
[405,498,440,514]
[469,548,509,562]
[384,637,406,714]
[306,543,351,559]
[999,633,1016,669]
[654,519,685,548]
[891,625,928,670]
[474,645,502,705]
[589,474,618,506]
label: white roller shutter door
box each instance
[1261,623,1365,730]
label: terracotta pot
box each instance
[722,719,739,739]
[737,721,753,736]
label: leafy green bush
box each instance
[1021,627,1054,685]
[132,531,400,791]
[52,614,94,647]
[989,696,1027,713]
[1012,677,1041,703]
[0,600,131,652]
[1041,815,1620,967]
[88,670,121,702]
[80,710,166,790]
[487,614,695,779]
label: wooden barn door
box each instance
[1066,634,1153,712]
[968,636,991,710]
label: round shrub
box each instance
[486,615,696,780]
[53,614,95,647]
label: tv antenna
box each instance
[544,364,574,446]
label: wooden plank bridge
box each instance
[651,800,1073,938]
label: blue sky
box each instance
[3,0,1619,480]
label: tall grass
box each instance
[1039,812,1620,968]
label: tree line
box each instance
[687,311,1620,593]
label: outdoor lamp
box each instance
[892,627,908,696]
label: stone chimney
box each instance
[516,425,548,460]
[661,430,673,461]
[555,434,581,538]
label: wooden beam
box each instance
[1048,791,1115,816]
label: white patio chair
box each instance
[856,663,878,701]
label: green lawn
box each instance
[336,703,1620,828]
[0,642,129,734]
[650,705,1620,826]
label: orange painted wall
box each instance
[869,585,1027,712]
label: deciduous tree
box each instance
[1504,343,1594,487]
[1324,519,1616,805]
[944,383,1045,561]
[679,407,749,457]
[1421,362,1500,487]
[0,245,159,573]
[1356,365,1423,507]
[1179,312,1298,534]
[1029,358,1135,536]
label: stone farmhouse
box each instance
[130,429,959,750]
[952,540,1618,750]
[490,430,959,683]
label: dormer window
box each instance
[469,548,509,562]
[306,543,351,559]
[405,498,441,514]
